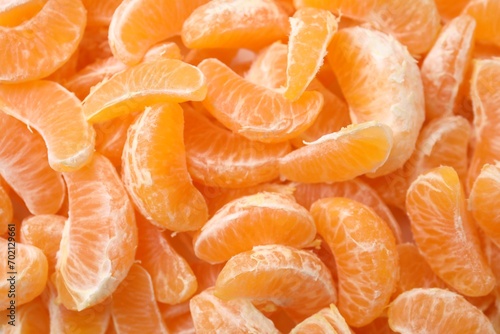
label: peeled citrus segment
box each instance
[83,59,207,123]
[311,197,399,327]
[367,115,471,210]
[463,0,500,47]
[184,106,291,188]
[0,80,95,172]
[290,304,352,334]
[467,58,500,189]
[122,103,208,231]
[435,0,471,21]
[82,0,122,27]
[78,26,114,69]
[327,27,425,176]
[111,264,169,333]
[190,287,280,333]
[193,192,317,264]
[142,41,182,63]
[198,58,324,143]
[109,0,207,65]
[0,185,12,235]
[0,0,46,27]
[388,288,496,333]
[2,297,49,333]
[136,213,197,304]
[421,15,476,120]
[293,180,402,244]
[197,182,295,216]
[0,239,48,308]
[55,153,138,311]
[215,244,337,321]
[0,112,65,215]
[64,57,127,100]
[469,163,500,248]
[182,0,289,50]
[284,8,338,101]
[20,214,65,273]
[245,41,288,89]
[294,0,440,55]
[394,243,447,297]
[279,121,393,183]
[0,0,86,83]
[406,166,495,297]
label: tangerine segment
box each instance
[284,8,338,101]
[290,304,352,334]
[122,104,208,231]
[0,184,12,235]
[109,0,207,65]
[82,0,122,27]
[469,163,500,248]
[0,0,86,83]
[0,81,95,172]
[435,0,471,21]
[279,122,393,183]
[184,106,291,188]
[463,0,500,47]
[293,180,402,244]
[111,264,169,333]
[198,58,324,143]
[83,59,207,124]
[421,15,476,120]
[0,112,65,215]
[293,0,440,55]
[327,27,425,176]
[182,0,289,50]
[141,41,182,63]
[136,213,197,305]
[0,239,48,309]
[56,153,137,311]
[0,0,46,27]
[467,58,500,190]
[215,244,337,321]
[388,288,496,334]
[406,166,495,297]
[2,297,49,334]
[367,115,471,210]
[193,192,317,264]
[394,243,447,297]
[190,287,280,333]
[311,197,399,327]
[245,41,288,90]
[20,214,65,273]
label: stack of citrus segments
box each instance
[1,0,500,332]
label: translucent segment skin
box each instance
[0,184,12,235]
[311,197,399,328]
[463,0,500,47]
[215,244,337,322]
[121,103,208,232]
[290,304,353,334]
[327,27,425,176]
[406,166,495,297]
[193,192,317,263]
[293,0,441,55]
[388,288,496,334]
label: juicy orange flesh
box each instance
[1,0,499,332]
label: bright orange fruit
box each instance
[294,0,441,55]
[0,0,86,83]
[215,244,337,321]
[193,192,317,263]
[111,264,169,333]
[0,184,11,235]
[121,103,208,231]
[0,112,66,215]
[290,304,352,334]
[279,121,393,183]
[327,26,425,176]
[435,0,471,21]
[284,7,337,101]
[198,58,324,143]
[0,0,47,27]
[82,0,122,27]
[406,166,495,297]
[0,80,95,172]
[388,288,496,333]
[2,297,49,334]
[311,197,399,327]
[184,105,291,188]
[83,59,207,123]
[190,287,280,333]
[245,41,288,90]
[55,153,137,311]
[182,0,289,50]
[469,163,500,248]
[463,0,500,47]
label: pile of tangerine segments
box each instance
[1,0,500,332]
